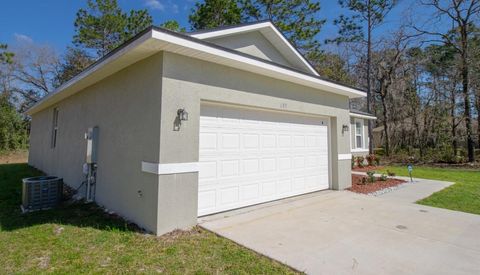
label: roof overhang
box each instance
[190,21,319,76]
[350,112,377,120]
[26,27,366,115]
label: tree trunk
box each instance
[476,92,480,149]
[460,27,475,162]
[451,90,458,156]
[381,93,390,156]
[366,0,373,155]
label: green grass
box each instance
[380,165,480,215]
[0,163,298,274]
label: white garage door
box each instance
[198,104,329,216]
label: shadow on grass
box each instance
[0,163,138,232]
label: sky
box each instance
[0,0,420,55]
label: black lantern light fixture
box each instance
[342,124,349,134]
[174,108,189,131]
[177,108,188,121]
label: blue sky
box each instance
[0,0,416,54]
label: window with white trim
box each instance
[51,108,59,148]
[355,119,363,149]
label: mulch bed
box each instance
[348,174,406,194]
[352,165,384,172]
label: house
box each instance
[27,21,375,235]
[350,109,376,157]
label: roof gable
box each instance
[189,21,319,76]
[26,26,365,115]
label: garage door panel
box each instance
[198,104,329,216]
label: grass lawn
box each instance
[380,165,480,215]
[0,163,298,274]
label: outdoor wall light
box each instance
[177,108,189,121]
[342,124,349,134]
[174,108,188,131]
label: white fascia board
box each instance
[349,112,377,120]
[191,22,319,76]
[26,28,366,116]
[153,30,366,98]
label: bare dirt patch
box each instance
[348,174,406,194]
[0,150,28,164]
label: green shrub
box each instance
[375,155,381,166]
[374,148,385,156]
[380,173,388,181]
[356,156,365,168]
[366,171,376,183]
[366,154,377,166]
[387,170,396,177]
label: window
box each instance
[51,108,59,148]
[355,120,363,149]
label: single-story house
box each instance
[27,21,375,235]
[350,109,377,157]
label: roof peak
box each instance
[187,20,272,35]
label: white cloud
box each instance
[144,0,164,11]
[14,33,33,43]
[172,3,179,14]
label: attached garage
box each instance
[27,21,368,235]
[198,103,330,216]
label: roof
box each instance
[350,109,377,120]
[26,22,367,115]
[189,20,319,76]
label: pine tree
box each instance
[189,0,242,30]
[73,0,152,57]
[159,20,186,32]
[328,0,397,154]
[239,0,325,60]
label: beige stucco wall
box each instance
[29,53,164,233]
[207,31,293,67]
[29,50,357,236]
[160,52,352,194]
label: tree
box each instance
[371,29,413,156]
[55,47,95,87]
[9,42,60,111]
[0,44,14,64]
[423,43,461,157]
[314,53,354,85]
[0,94,28,151]
[189,0,242,30]
[159,20,186,32]
[0,43,27,151]
[329,0,398,154]
[239,0,326,60]
[73,0,152,57]
[415,0,480,162]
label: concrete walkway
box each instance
[200,179,480,275]
[352,171,455,203]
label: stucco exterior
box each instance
[28,24,363,236]
[206,31,293,67]
[29,53,164,232]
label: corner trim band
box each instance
[338,154,352,160]
[142,161,200,175]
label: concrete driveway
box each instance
[200,189,480,275]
